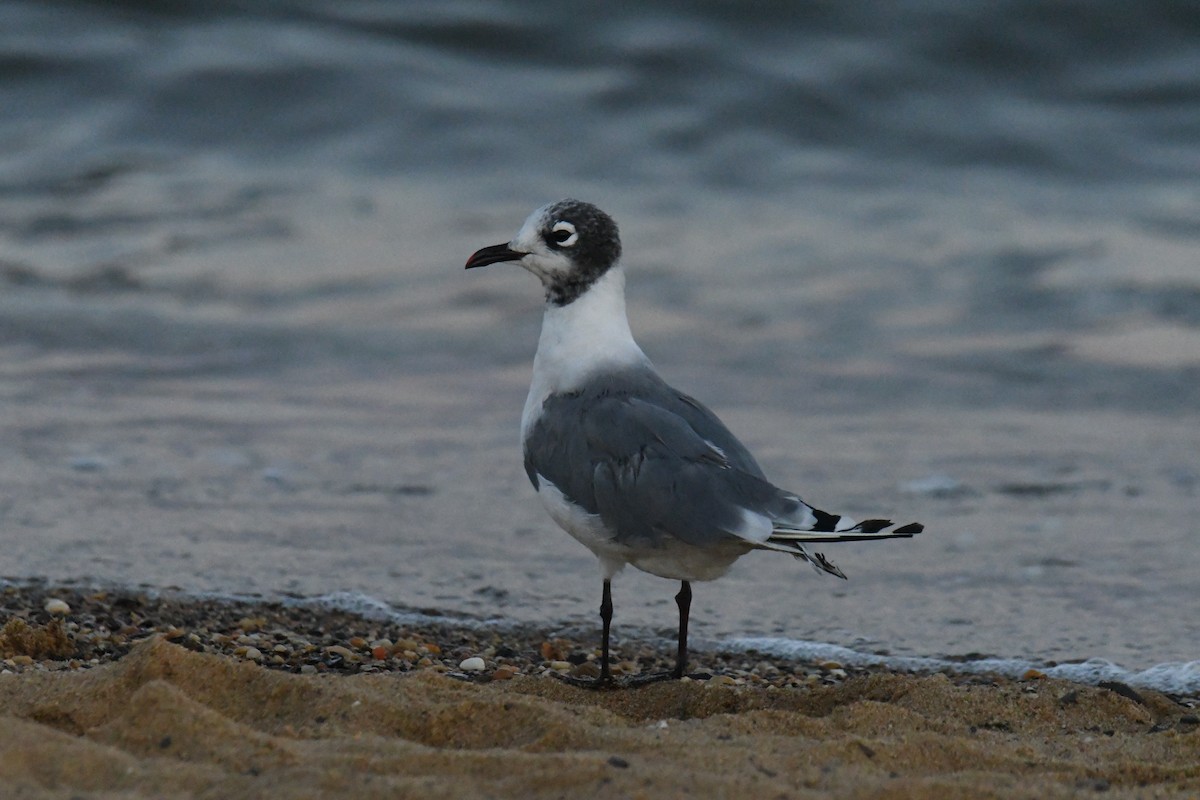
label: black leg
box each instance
[553,579,615,690]
[673,580,691,679]
[599,578,613,683]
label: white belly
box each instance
[535,475,748,582]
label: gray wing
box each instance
[523,370,805,548]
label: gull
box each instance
[466,199,924,686]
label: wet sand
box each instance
[1,585,1197,799]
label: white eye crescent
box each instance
[550,221,578,247]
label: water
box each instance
[1,1,1198,687]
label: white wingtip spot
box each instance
[835,515,858,532]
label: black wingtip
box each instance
[810,508,841,532]
[855,518,893,534]
[893,522,924,535]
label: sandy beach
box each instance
[1,584,1197,799]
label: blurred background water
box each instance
[1,1,1198,677]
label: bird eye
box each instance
[549,221,578,247]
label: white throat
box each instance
[520,266,650,440]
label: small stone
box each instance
[818,661,843,671]
[242,646,263,662]
[371,646,389,661]
[300,665,317,675]
[326,645,357,661]
[459,656,486,672]
[1022,668,1046,680]
[549,660,572,672]
[570,661,601,679]
[492,666,518,681]
[707,675,737,686]
[43,598,70,616]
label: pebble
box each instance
[242,646,263,662]
[43,598,70,616]
[570,661,601,679]
[325,645,357,661]
[458,657,486,672]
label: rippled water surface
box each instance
[2,1,1198,675]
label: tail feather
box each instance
[758,505,925,579]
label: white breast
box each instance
[520,266,651,442]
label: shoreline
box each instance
[2,582,1199,798]
[3,580,1195,700]
[0,580,939,689]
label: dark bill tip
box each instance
[465,243,524,270]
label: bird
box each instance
[465,199,924,686]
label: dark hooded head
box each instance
[465,199,622,306]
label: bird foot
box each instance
[551,672,619,691]
[622,669,710,687]
[623,671,678,687]
[552,670,709,689]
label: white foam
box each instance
[721,636,1200,697]
[307,592,1200,696]
[300,590,511,630]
